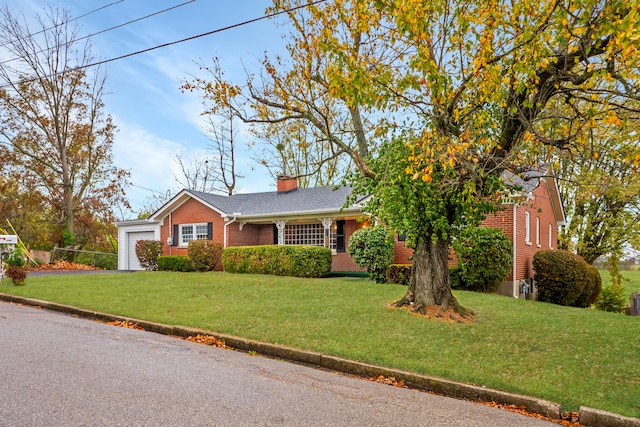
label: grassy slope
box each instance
[2,271,639,417]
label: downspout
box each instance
[512,203,518,298]
[168,213,172,256]
[223,214,241,248]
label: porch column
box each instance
[274,220,288,245]
[320,218,335,248]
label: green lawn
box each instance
[2,271,639,418]
[601,269,640,296]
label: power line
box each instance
[0,0,125,49]
[0,0,328,90]
[0,0,196,66]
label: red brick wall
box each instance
[159,198,225,257]
[478,179,558,282]
[508,179,559,281]
[393,239,413,265]
[227,223,264,246]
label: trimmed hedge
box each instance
[157,255,194,272]
[385,264,411,286]
[221,245,332,278]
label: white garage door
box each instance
[127,231,156,270]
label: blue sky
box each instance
[6,0,289,218]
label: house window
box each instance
[549,223,554,249]
[284,223,336,249]
[336,220,346,253]
[536,217,540,247]
[180,223,209,246]
[525,211,531,245]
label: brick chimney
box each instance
[277,174,298,193]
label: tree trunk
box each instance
[394,233,460,314]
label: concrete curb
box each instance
[2,294,637,426]
[579,407,640,427]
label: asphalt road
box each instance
[0,302,556,426]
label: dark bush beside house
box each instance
[157,255,194,272]
[533,250,594,307]
[135,240,163,271]
[386,264,412,286]
[222,245,332,278]
[573,264,602,308]
[453,227,512,293]
[188,240,223,272]
[347,225,394,283]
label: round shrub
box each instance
[533,250,588,306]
[347,225,394,283]
[573,264,602,308]
[188,240,223,272]
[453,227,512,293]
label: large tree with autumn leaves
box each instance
[189,0,639,316]
[0,6,130,247]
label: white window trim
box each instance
[549,223,554,249]
[179,223,208,247]
[525,211,532,246]
[536,217,541,248]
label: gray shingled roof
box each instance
[501,167,547,194]
[187,186,357,217]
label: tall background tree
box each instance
[557,117,640,265]
[188,0,639,315]
[0,6,129,249]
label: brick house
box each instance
[116,176,369,273]
[116,170,564,298]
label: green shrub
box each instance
[453,227,512,293]
[386,264,411,286]
[573,264,603,308]
[135,240,163,271]
[595,283,627,313]
[188,240,223,272]
[347,225,394,283]
[2,247,26,267]
[449,266,463,289]
[157,255,194,272]
[5,265,27,285]
[533,250,588,306]
[221,245,332,278]
[94,254,117,270]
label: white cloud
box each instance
[112,118,185,211]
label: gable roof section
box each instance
[149,186,363,222]
[501,166,566,225]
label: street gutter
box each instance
[1,293,638,427]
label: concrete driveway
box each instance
[0,302,556,426]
